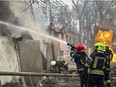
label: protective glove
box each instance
[71,46,76,51]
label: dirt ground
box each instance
[38,76,80,87]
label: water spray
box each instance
[0,20,67,44]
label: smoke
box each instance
[0,0,50,39]
[8,1,59,57]
[0,1,17,36]
[0,1,62,43]
[0,1,66,48]
[0,1,15,21]
[9,1,50,40]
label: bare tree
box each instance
[72,0,116,48]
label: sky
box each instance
[61,0,73,8]
[62,0,72,5]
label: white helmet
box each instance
[51,61,56,66]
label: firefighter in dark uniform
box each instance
[50,59,69,73]
[70,43,88,87]
[50,60,62,73]
[85,42,110,87]
[104,46,113,87]
[60,59,69,71]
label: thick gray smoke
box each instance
[9,1,49,40]
[0,1,18,37]
[0,1,35,39]
[0,1,14,21]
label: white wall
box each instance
[0,37,20,85]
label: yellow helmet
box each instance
[94,42,106,51]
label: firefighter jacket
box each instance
[70,49,88,72]
[85,51,110,76]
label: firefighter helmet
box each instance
[51,61,56,66]
[94,42,106,51]
[76,43,84,52]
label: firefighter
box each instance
[50,60,62,73]
[60,58,69,71]
[85,42,110,87]
[104,46,113,87]
[70,43,88,87]
[50,59,69,73]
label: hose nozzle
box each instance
[67,43,76,49]
[67,43,70,45]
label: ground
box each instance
[38,76,80,87]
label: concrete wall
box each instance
[52,41,60,60]
[0,37,60,86]
[0,37,20,85]
[0,36,61,85]
[18,40,43,72]
[17,40,43,85]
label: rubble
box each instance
[37,77,80,87]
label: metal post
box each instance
[0,71,78,77]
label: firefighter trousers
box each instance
[88,74,104,87]
[79,71,88,87]
[104,72,111,87]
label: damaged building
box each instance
[0,0,79,87]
